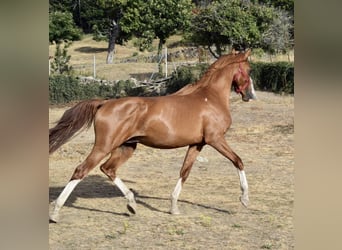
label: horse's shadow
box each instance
[49,175,233,219]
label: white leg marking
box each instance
[114,177,130,196]
[50,179,81,222]
[249,77,257,99]
[238,170,248,192]
[237,170,249,207]
[114,177,136,213]
[170,178,182,214]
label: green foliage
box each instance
[92,24,108,41]
[49,75,81,104]
[49,11,82,43]
[261,9,293,54]
[49,0,294,59]
[49,76,136,104]
[119,0,193,49]
[149,0,193,43]
[165,61,293,95]
[250,61,294,94]
[50,42,73,75]
[166,63,209,93]
[50,0,108,34]
[252,0,294,14]
[187,0,276,56]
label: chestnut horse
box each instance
[49,50,256,222]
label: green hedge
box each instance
[50,61,294,104]
[166,61,294,95]
[49,75,134,104]
[250,62,294,94]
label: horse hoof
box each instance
[49,214,59,223]
[170,207,180,215]
[127,203,137,214]
[49,218,57,223]
[240,196,249,208]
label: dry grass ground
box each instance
[49,91,294,249]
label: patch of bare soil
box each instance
[49,91,294,249]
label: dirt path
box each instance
[49,91,294,249]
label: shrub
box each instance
[250,61,294,94]
[49,76,136,104]
[49,75,81,104]
[166,63,209,93]
[166,61,293,95]
[50,42,73,75]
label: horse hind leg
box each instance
[100,143,137,214]
[49,145,111,223]
[170,144,203,215]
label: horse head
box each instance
[232,50,257,102]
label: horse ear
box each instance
[244,49,251,59]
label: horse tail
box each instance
[49,99,107,154]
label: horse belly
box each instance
[139,135,201,149]
[138,120,203,149]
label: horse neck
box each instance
[205,65,236,100]
[173,61,238,99]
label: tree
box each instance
[251,0,294,49]
[95,0,193,66]
[49,11,82,43]
[50,0,193,65]
[187,0,276,57]
[261,9,293,60]
[149,0,193,60]
[92,0,146,64]
[251,0,294,15]
[119,0,193,71]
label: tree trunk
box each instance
[106,20,119,64]
[157,39,164,76]
[208,46,219,59]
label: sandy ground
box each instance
[49,91,294,249]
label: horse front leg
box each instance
[207,137,249,207]
[170,144,204,214]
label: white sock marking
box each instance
[55,179,81,208]
[171,178,182,201]
[114,177,134,201]
[249,77,257,99]
[238,170,248,193]
[51,179,81,221]
[170,178,183,214]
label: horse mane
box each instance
[172,52,247,96]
